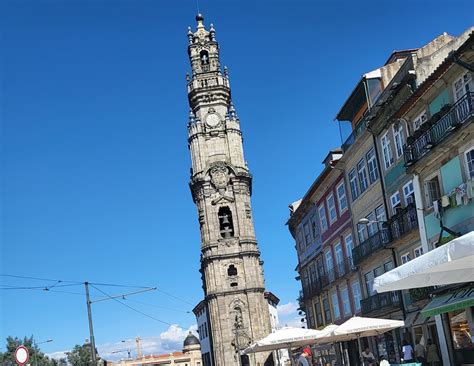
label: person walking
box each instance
[426,339,441,366]
[415,340,427,365]
[402,340,415,363]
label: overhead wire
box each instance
[123,298,191,314]
[90,284,173,326]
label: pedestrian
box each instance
[415,340,426,365]
[379,355,391,366]
[296,348,310,366]
[360,346,376,366]
[402,340,414,363]
[426,338,441,366]
[302,347,313,365]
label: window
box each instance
[318,204,328,231]
[331,292,341,319]
[365,271,375,296]
[414,246,424,258]
[375,205,386,223]
[341,287,351,316]
[345,234,353,262]
[403,180,415,206]
[303,222,311,245]
[327,194,337,223]
[227,265,237,276]
[334,242,343,267]
[315,301,323,327]
[381,132,394,169]
[366,211,377,237]
[390,192,401,215]
[310,214,319,239]
[358,222,367,244]
[401,252,411,264]
[323,298,332,323]
[425,176,441,208]
[393,122,405,159]
[453,72,472,102]
[357,159,369,193]
[325,250,334,271]
[349,169,359,200]
[366,148,379,184]
[413,110,428,131]
[297,230,304,251]
[336,182,348,213]
[352,281,362,312]
[465,148,474,179]
[384,261,394,272]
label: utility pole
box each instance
[84,282,98,365]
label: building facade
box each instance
[185,14,271,366]
[288,27,473,365]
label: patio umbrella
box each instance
[241,327,322,365]
[374,231,474,293]
[332,316,405,353]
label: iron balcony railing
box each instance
[389,204,418,241]
[361,291,401,316]
[404,92,474,166]
[352,229,391,267]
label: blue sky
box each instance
[1,0,472,359]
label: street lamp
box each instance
[34,339,53,366]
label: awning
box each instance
[404,311,419,328]
[421,285,474,318]
[374,232,474,293]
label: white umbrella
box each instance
[242,327,322,365]
[332,316,404,353]
[374,231,474,293]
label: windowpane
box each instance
[325,250,333,270]
[331,292,341,319]
[381,132,394,169]
[358,223,367,243]
[403,181,415,206]
[323,298,332,323]
[465,148,474,179]
[341,287,351,316]
[337,182,348,213]
[401,252,411,264]
[335,243,343,265]
[357,159,369,193]
[327,194,337,223]
[390,192,401,215]
[413,111,427,131]
[414,246,424,258]
[345,234,353,262]
[318,204,328,231]
[425,176,441,208]
[349,169,359,201]
[393,123,405,159]
[365,272,375,296]
[375,205,386,223]
[352,281,362,312]
[367,211,377,236]
[303,222,311,245]
[366,148,379,184]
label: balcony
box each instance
[389,204,418,241]
[361,292,401,316]
[342,119,367,152]
[352,229,391,266]
[404,92,474,166]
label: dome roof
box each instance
[183,332,200,347]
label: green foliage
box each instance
[0,336,66,366]
[66,343,94,366]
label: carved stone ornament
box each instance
[210,162,229,189]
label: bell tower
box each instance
[186,14,271,366]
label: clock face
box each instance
[206,113,220,127]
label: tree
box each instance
[66,343,94,366]
[0,336,61,366]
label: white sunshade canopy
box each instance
[332,316,404,339]
[374,231,474,293]
[241,327,322,354]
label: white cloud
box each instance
[46,351,68,360]
[96,324,198,361]
[277,302,298,316]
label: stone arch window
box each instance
[227,264,237,277]
[200,50,209,65]
[218,206,234,238]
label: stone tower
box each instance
[186,14,271,366]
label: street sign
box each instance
[14,346,29,366]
